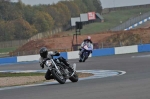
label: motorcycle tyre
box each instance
[69,72,78,82]
[82,56,86,62]
[79,59,82,62]
[51,69,66,84]
[83,58,86,62]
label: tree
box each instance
[0,20,7,41]
[23,5,36,24]
[11,18,37,39]
[74,0,88,13]
[45,6,62,27]
[33,11,54,32]
[61,1,80,17]
[82,0,96,12]
[0,1,22,21]
[93,0,103,14]
[54,2,71,27]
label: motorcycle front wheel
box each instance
[51,69,66,84]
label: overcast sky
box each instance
[11,0,60,5]
[11,0,150,8]
[100,0,150,8]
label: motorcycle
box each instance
[44,52,78,84]
[79,45,92,62]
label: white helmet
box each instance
[87,36,91,40]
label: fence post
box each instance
[120,41,122,46]
[101,42,103,48]
[17,52,19,56]
[140,39,143,44]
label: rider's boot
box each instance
[79,56,82,62]
[79,51,84,62]
[45,69,53,80]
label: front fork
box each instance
[51,59,62,75]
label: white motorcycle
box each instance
[79,45,92,62]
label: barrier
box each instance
[138,44,150,52]
[67,51,79,59]
[1,44,150,64]
[17,55,40,62]
[124,16,150,30]
[115,45,138,54]
[92,48,115,57]
[0,57,17,64]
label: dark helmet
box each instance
[39,47,48,58]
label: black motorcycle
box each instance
[43,52,78,84]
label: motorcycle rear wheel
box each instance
[69,72,78,82]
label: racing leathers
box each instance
[39,51,72,80]
[39,52,70,69]
[79,39,93,57]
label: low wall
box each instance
[0,44,150,64]
[115,45,138,54]
[92,48,115,57]
[0,57,17,64]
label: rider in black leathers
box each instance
[39,47,72,80]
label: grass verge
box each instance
[0,47,17,53]
[0,73,45,77]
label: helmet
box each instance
[39,47,48,58]
[87,36,91,40]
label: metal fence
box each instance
[111,11,150,31]
[0,52,9,58]
[9,48,71,57]
[0,40,28,48]
[6,36,149,57]
[0,39,148,58]
[0,28,62,49]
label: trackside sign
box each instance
[88,12,96,20]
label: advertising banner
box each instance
[88,12,96,20]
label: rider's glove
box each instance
[79,48,82,51]
[40,63,44,69]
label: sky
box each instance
[11,0,150,8]
[11,0,60,5]
[100,0,150,8]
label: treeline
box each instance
[0,0,102,41]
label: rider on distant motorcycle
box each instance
[79,36,93,61]
[39,47,72,80]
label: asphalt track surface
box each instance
[1,52,150,99]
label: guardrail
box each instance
[111,11,150,31]
[0,52,9,58]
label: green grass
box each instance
[0,47,17,53]
[0,73,45,77]
[66,7,150,35]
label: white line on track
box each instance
[132,54,150,58]
[0,70,126,91]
